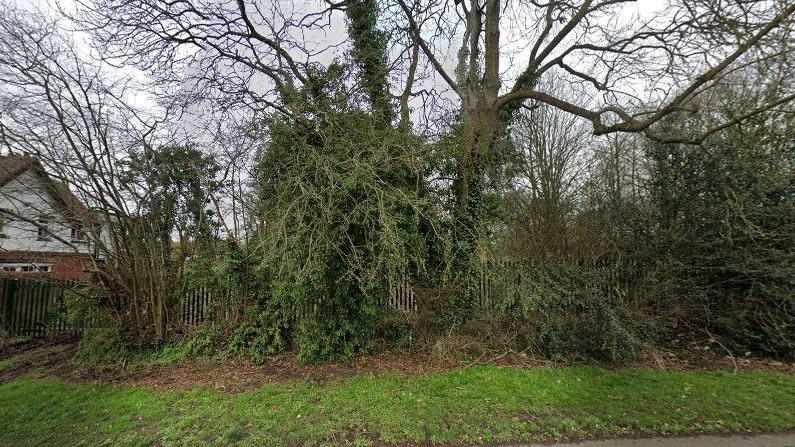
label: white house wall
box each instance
[0,167,91,255]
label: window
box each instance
[71,224,86,242]
[37,217,50,241]
[0,263,51,273]
[0,208,9,238]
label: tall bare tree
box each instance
[0,3,221,340]
[395,0,792,248]
[505,97,590,261]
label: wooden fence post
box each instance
[2,279,19,334]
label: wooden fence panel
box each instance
[177,263,524,326]
[389,277,417,312]
[179,286,216,326]
[1,278,82,337]
[2,266,525,333]
[179,280,421,327]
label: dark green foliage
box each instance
[183,324,226,358]
[73,327,129,369]
[647,118,795,358]
[148,3,437,363]
[484,262,655,362]
[69,7,792,366]
[254,107,430,362]
[88,144,225,343]
[243,5,433,361]
[249,58,434,362]
[345,0,393,123]
[226,302,290,364]
[376,310,414,349]
[126,144,222,241]
[181,241,292,362]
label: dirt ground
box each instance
[0,337,77,383]
[1,337,793,393]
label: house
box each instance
[0,154,96,280]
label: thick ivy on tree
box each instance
[250,3,432,361]
[345,0,393,124]
[255,108,428,361]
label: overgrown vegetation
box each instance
[645,108,795,358]
[1,1,793,366]
[249,82,432,362]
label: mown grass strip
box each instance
[0,365,793,446]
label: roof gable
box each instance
[0,154,89,219]
[0,154,37,188]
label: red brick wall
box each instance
[50,255,87,280]
[0,251,89,281]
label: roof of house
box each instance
[0,154,36,187]
[0,153,90,219]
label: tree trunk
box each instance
[450,101,501,322]
[447,0,505,322]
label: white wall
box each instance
[0,168,92,255]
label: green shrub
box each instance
[485,262,657,363]
[225,303,290,363]
[74,327,129,369]
[253,102,432,363]
[376,310,414,349]
[647,117,795,359]
[184,324,227,358]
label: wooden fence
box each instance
[180,286,215,325]
[389,277,417,312]
[0,278,86,337]
[179,280,422,327]
[179,265,518,327]
[3,265,518,336]
[385,261,519,316]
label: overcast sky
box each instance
[12,0,670,141]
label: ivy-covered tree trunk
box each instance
[346,0,393,124]
[449,0,504,321]
[450,104,505,321]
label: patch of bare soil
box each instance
[0,337,64,360]
[0,338,77,382]
[56,351,461,392]
[2,339,793,393]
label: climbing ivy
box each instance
[345,0,393,123]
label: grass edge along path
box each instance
[0,365,793,446]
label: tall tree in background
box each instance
[503,100,589,262]
[392,0,795,315]
[73,0,795,318]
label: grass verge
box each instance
[0,365,793,446]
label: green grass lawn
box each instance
[0,365,793,446]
